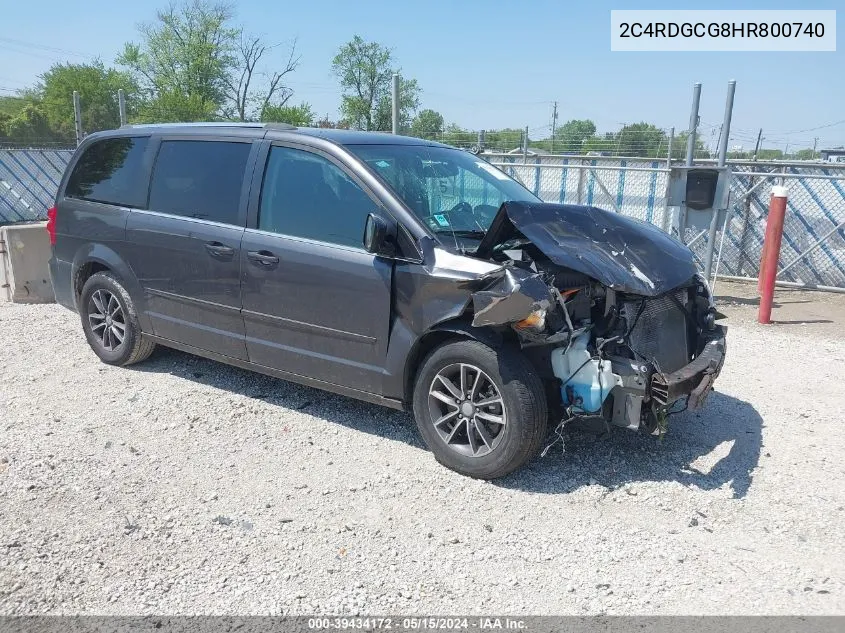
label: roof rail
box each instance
[119,122,297,130]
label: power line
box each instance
[776,119,845,135]
[0,37,95,59]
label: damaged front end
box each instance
[466,201,727,434]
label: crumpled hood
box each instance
[475,201,698,296]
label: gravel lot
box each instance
[1,301,844,615]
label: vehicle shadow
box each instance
[132,346,425,447]
[133,347,761,499]
[498,391,762,499]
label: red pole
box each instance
[758,185,788,324]
[757,229,770,293]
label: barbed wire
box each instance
[3,86,842,156]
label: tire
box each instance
[412,339,547,479]
[79,272,156,366]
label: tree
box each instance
[671,131,708,160]
[135,89,219,123]
[261,102,314,126]
[616,122,666,157]
[553,119,596,152]
[35,61,138,142]
[409,108,443,139]
[331,36,420,131]
[793,148,817,161]
[118,1,237,121]
[222,34,300,121]
[757,148,784,161]
[118,1,300,122]
[3,102,53,146]
[0,96,26,144]
[314,116,348,129]
[0,96,26,119]
[582,133,616,154]
[440,123,476,148]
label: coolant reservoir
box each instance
[551,333,621,414]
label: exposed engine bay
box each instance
[464,201,728,434]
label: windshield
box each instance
[347,144,540,244]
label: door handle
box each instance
[247,250,280,266]
[204,241,235,257]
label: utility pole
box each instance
[715,124,723,157]
[812,137,818,159]
[550,101,558,153]
[391,74,399,135]
[753,128,763,160]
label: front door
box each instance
[124,137,256,360]
[240,144,392,394]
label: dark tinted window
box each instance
[66,136,149,207]
[258,146,374,248]
[148,140,251,225]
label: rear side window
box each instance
[148,140,251,225]
[66,136,150,207]
[258,146,375,248]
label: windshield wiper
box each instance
[431,229,486,239]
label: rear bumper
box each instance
[650,326,727,409]
[48,256,76,312]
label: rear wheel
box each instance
[412,339,547,479]
[79,272,155,366]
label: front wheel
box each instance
[412,339,547,479]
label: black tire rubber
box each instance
[79,272,156,366]
[412,339,548,479]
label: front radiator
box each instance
[622,289,690,374]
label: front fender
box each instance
[383,314,506,406]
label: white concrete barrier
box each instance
[1,222,55,304]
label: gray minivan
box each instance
[48,123,726,479]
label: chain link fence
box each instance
[484,153,845,290]
[722,163,845,289]
[0,149,72,223]
[2,145,845,290]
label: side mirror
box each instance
[363,213,394,257]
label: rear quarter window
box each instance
[148,140,251,225]
[65,136,150,207]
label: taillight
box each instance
[46,206,57,246]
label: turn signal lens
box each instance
[515,309,546,330]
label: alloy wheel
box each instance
[427,363,507,458]
[88,289,126,352]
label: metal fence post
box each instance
[118,89,127,127]
[661,126,674,232]
[73,91,83,147]
[704,80,736,280]
[391,74,399,135]
[576,158,585,204]
[737,167,754,276]
[685,83,701,166]
[679,83,702,240]
[523,126,529,164]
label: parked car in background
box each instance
[47,123,726,479]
